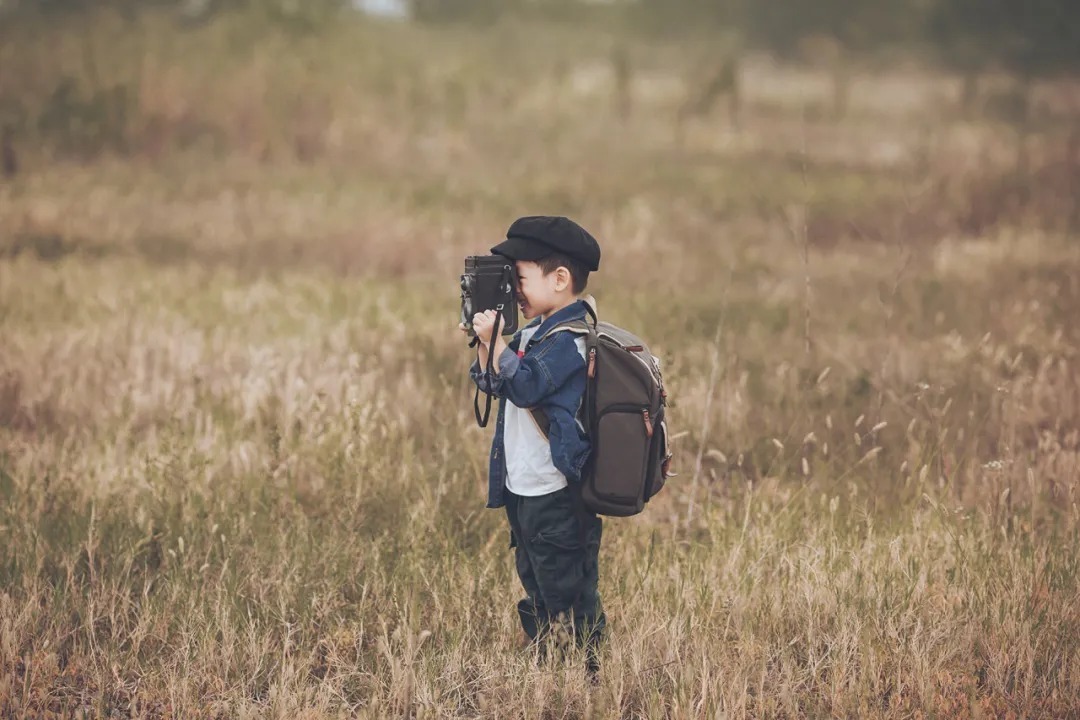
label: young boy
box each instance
[464,215,605,675]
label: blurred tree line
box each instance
[0,0,343,29]
[0,0,1077,167]
[2,0,1077,80]
[633,0,1080,123]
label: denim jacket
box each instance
[469,299,592,509]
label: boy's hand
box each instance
[472,309,498,345]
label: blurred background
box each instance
[2,2,1080,717]
[1,0,1078,275]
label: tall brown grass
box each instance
[1,10,1079,719]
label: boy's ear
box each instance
[554,266,571,292]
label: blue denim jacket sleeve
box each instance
[469,358,497,395]
[470,332,523,396]
[492,332,585,408]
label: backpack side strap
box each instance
[529,406,551,438]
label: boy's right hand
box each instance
[471,309,498,346]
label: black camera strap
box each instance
[473,308,503,428]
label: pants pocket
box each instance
[530,520,586,612]
[531,525,581,551]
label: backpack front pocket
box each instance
[592,404,651,503]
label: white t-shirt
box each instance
[503,325,587,497]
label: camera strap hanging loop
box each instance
[473,306,504,428]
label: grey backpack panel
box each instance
[534,317,673,517]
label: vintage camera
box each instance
[460,255,519,338]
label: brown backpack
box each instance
[531,305,674,517]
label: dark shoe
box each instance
[585,658,600,685]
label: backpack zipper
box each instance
[642,409,653,438]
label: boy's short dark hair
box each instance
[536,252,589,294]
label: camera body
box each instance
[460,255,519,338]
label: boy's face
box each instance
[515,259,571,321]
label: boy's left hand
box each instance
[472,309,498,345]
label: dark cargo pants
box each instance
[504,486,605,669]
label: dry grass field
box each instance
[2,12,1079,719]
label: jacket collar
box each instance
[516,299,589,347]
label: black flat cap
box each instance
[491,215,601,272]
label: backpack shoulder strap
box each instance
[542,319,591,337]
[528,317,598,440]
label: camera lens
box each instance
[460,275,473,294]
[462,299,473,320]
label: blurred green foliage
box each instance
[3,0,1077,76]
[0,0,1076,164]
